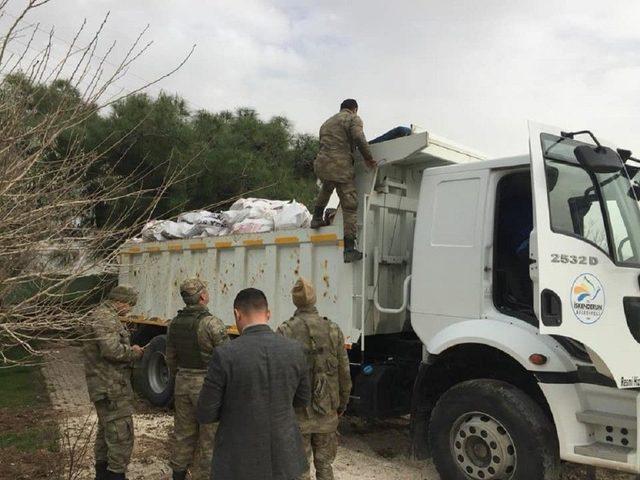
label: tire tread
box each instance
[428,379,560,480]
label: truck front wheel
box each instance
[133,334,174,407]
[428,379,559,480]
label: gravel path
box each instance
[41,344,636,480]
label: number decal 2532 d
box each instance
[551,254,598,265]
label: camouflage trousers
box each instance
[297,432,338,480]
[315,180,358,238]
[170,388,216,479]
[94,398,134,474]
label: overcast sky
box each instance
[4,0,640,157]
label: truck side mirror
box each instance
[574,145,623,174]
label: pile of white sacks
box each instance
[138,198,312,242]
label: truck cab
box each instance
[408,123,640,479]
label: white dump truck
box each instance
[119,123,640,479]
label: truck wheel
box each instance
[428,379,559,480]
[133,334,174,407]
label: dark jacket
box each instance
[196,324,311,480]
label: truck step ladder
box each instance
[574,410,637,464]
[574,442,633,463]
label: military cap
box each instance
[292,277,316,308]
[108,284,138,306]
[180,278,207,298]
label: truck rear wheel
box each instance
[428,379,559,480]
[133,334,174,407]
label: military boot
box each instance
[310,207,327,229]
[172,471,187,480]
[343,236,363,263]
[106,471,126,480]
[94,462,108,480]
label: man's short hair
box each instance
[340,98,358,111]
[233,288,268,313]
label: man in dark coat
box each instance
[196,288,311,480]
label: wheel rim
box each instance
[450,411,517,479]
[148,351,169,394]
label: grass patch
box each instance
[0,426,58,452]
[0,363,49,409]
[0,347,58,455]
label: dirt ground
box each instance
[38,345,636,480]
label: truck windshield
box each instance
[541,133,640,266]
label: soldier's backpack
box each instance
[300,317,340,416]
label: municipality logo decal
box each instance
[571,273,605,324]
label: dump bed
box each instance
[119,226,361,336]
[118,131,484,347]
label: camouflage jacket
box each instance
[82,301,138,404]
[277,306,352,434]
[314,108,373,183]
[165,305,229,395]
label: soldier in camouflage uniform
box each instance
[166,278,229,480]
[311,98,377,263]
[277,278,352,480]
[82,285,144,480]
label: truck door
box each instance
[529,122,640,387]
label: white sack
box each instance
[187,224,227,238]
[178,210,225,226]
[230,197,287,215]
[141,220,193,241]
[231,218,274,234]
[160,221,193,240]
[141,220,166,242]
[221,209,250,226]
[274,201,312,230]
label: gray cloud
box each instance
[2,0,639,157]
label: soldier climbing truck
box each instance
[119,122,640,479]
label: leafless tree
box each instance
[59,414,97,480]
[0,0,193,365]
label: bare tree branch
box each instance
[0,1,190,367]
